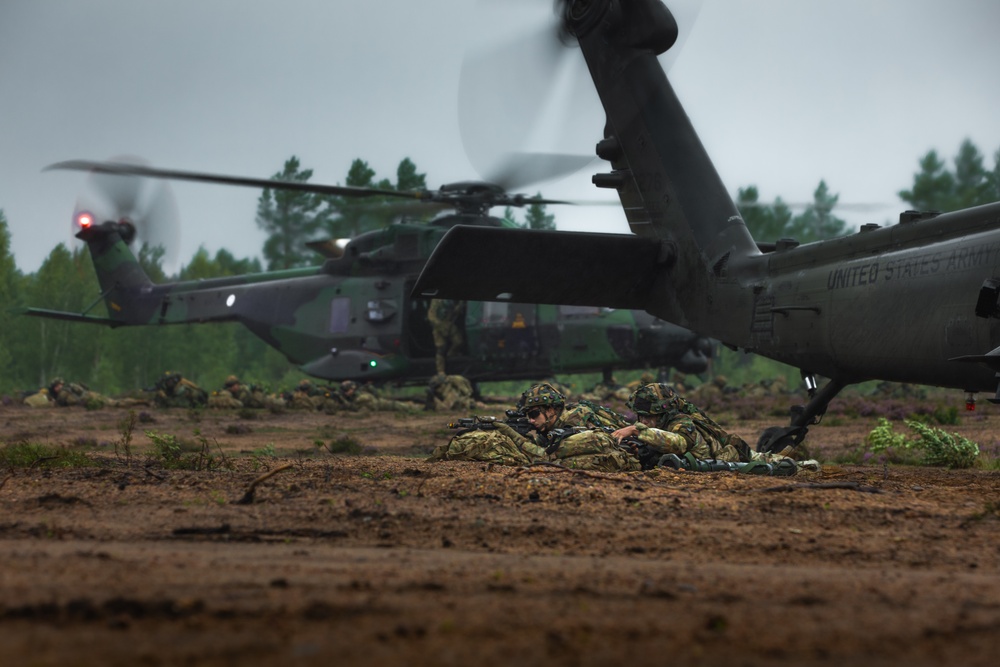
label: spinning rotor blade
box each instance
[459,0,704,191]
[71,156,181,274]
[484,152,595,192]
[458,3,598,188]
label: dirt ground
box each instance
[1,395,998,666]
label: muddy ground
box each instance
[1,394,998,666]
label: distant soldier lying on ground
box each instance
[337,381,417,412]
[153,372,208,408]
[425,374,483,412]
[22,378,140,409]
[207,375,267,409]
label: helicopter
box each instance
[413,0,1000,451]
[25,158,714,386]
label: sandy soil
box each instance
[1,397,998,666]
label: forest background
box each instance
[1,139,999,398]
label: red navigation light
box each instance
[75,211,94,229]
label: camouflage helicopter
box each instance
[26,159,714,386]
[414,0,1000,451]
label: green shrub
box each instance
[865,418,909,452]
[863,418,979,469]
[905,420,979,469]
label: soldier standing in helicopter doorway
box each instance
[427,299,466,375]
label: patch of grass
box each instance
[0,442,95,468]
[145,430,233,471]
[251,443,277,458]
[317,436,363,456]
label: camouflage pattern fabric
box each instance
[427,299,464,375]
[577,380,631,404]
[428,428,539,466]
[23,390,53,408]
[632,409,790,465]
[544,429,640,472]
[155,376,208,408]
[428,422,637,472]
[207,393,243,409]
[559,401,630,431]
[348,391,413,412]
[51,382,111,408]
[426,374,479,412]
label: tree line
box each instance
[2,140,999,397]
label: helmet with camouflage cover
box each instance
[519,382,565,409]
[225,375,240,388]
[48,377,65,391]
[627,383,683,415]
[340,380,358,393]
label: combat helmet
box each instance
[519,382,565,410]
[627,383,683,415]
[224,375,240,388]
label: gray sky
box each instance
[3,0,999,273]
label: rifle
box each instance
[657,453,797,476]
[448,409,535,438]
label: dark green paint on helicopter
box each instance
[24,207,712,385]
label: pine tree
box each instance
[256,156,332,270]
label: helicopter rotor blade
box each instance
[71,155,182,273]
[46,159,427,201]
[484,152,595,192]
[459,0,705,192]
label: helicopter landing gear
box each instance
[756,374,847,454]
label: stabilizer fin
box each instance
[413,225,666,309]
[19,307,123,327]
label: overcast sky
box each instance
[3,0,999,273]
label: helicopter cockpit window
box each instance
[329,297,350,333]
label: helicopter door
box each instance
[475,301,539,360]
[405,291,436,359]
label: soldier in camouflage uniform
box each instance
[510,383,638,471]
[208,375,245,409]
[26,377,113,408]
[337,381,415,412]
[430,383,639,471]
[611,383,801,469]
[577,375,632,404]
[427,299,465,375]
[154,372,208,408]
[425,374,482,412]
[23,388,53,408]
[428,421,545,465]
[288,379,329,410]
[518,382,629,432]
[207,375,267,409]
